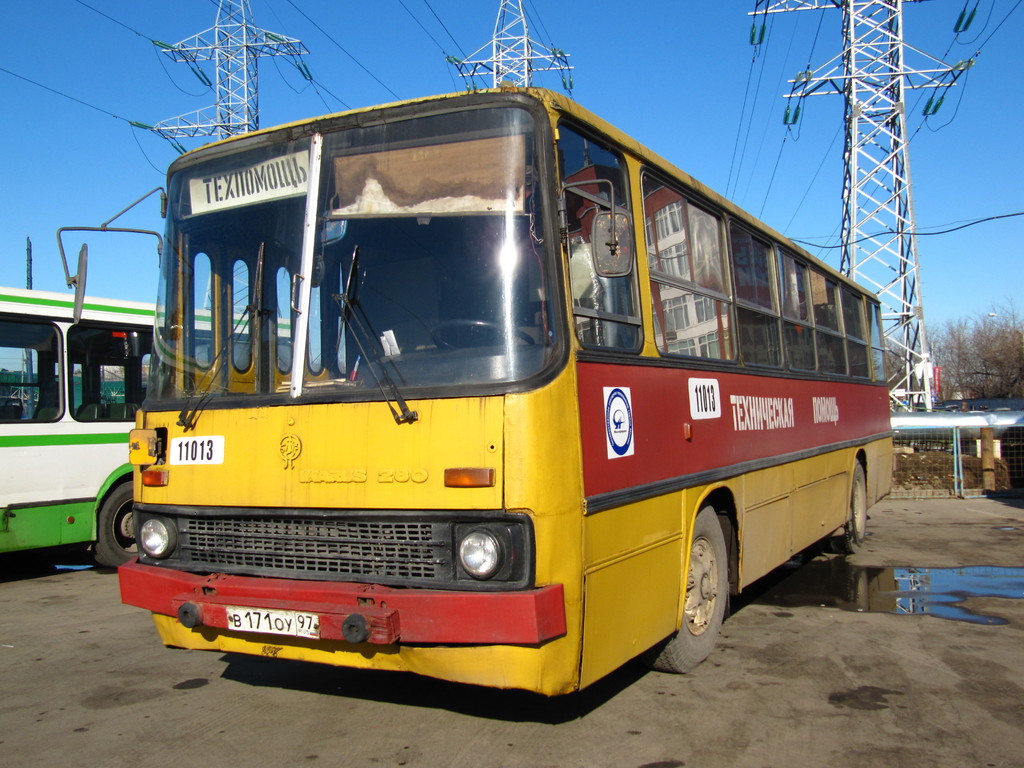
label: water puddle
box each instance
[754,559,1024,625]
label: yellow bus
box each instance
[119,87,892,695]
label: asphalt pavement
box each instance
[1,496,1022,768]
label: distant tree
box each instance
[930,302,1023,400]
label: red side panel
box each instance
[577,361,890,499]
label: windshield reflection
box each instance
[149,105,559,409]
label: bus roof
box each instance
[0,286,154,324]
[169,87,874,300]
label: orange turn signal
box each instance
[444,468,495,488]
[141,469,169,487]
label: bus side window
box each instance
[731,224,781,367]
[68,324,153,421]
[643,173,733,360]
[558,123,641,351]
[809,269,846,375]
[842,288,871,378]
[0,319,61,422]
[778,250,816,371]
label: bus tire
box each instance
[93,482,137,568]
[642,506,728,674]
[833,462,868,555]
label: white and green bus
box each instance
[0,287,153,566]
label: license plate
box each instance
[170,435,225,465]
[225,606,320,638]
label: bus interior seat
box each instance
[1,401,23,420]
[75,403,102,421]
[34,407,60,421]
[109,403,138,421]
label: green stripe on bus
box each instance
[0,292,153,318]
[0,432,127,448]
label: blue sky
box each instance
[2,1,1020,327]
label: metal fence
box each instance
[891,425,1024,498]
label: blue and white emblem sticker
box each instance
[604,386,634,459]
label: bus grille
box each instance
[178,516,451,582]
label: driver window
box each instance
[558,123,640,351]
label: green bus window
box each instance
[0,320,60,422]
[68,325,153,422]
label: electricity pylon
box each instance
[152,0,307,143]
[753,0,972,409]
[450,0,572,91]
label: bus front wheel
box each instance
[642,506,728,674]
[93,483,137,568]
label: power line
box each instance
[418,0,469,58]
[791,211,1024,249]
[0,64,146,127]
[284,0,401,101]
[395,0,461,90]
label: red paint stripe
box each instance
[578,362,890,498]
[118,561,566,645]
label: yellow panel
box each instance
[151,614,582,695]
[138,397,505,511]
[737,497,791,587]
[583,493,680,567]
[792,472,847,553]
[579,538,681,688]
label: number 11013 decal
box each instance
[170,435,226,465]
[688,378,721,420]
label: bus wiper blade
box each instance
[335,246,418,425]
[177,389,214,431]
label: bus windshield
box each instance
[151,106,557,406]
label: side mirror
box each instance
[590,210,634,277]
[73,244,88,323]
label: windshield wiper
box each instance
[335,245,419,425]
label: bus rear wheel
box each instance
[642,506,728,674]
[832,462,867,555]
[93,483,137,568]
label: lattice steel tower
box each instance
[753,0,971,408]
[451,0,572,90]
[152,0,307,142]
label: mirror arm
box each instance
[560,178,618,249]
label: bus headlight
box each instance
[139,517,177,559]
[458,529,503,579]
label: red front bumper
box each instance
[118,560,566,645]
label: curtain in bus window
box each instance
[731,227,774,309]
[688,206,726,294]
[0,320,60,421]
[809,270,840,331]
[779,251,810,322]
